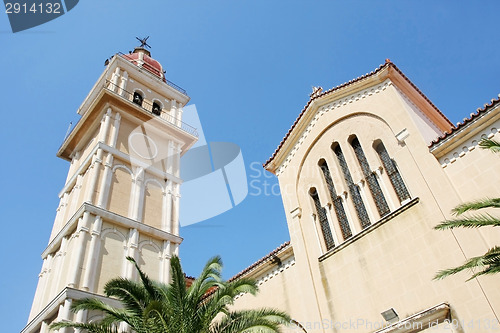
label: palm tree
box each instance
[51,256,290,333]
[434,138,500,280]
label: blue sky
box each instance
[2,1,500,331]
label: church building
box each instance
[231,60,500,333]
[23,45,500,333]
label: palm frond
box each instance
[479,138,500,152]
[434,246,500,281]
[211,308,291,333]
[50,321,120,333]
[126,256,159,300]
[451,198,500,215]
[434,214,500,230]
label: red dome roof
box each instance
[123,49,166,82]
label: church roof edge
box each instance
[263,60,453,172]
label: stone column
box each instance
[51,192,69,239]
[118,70,128,97]
[174,143,181,178]
[126,228,139,280]
[131,167,145,221]
[310,213,323,254]
[166,141,174,175]
[163,180,173,233]
[160,241,171,283]
[82,216,102,292]
[29,254,51,318]
[110,112,121,148]
[340,191,357,235]
[38,254,53,309]
[51,237,69,297]
[57,298,73,333]
[172,183,180,236]
[170,100,177,125]
[172,242,179,256]
[99,108,113,145]
[324,203,340,246]
[74,309,88,333]
[84,149,103,204]
[357,180,376,223]
[374,167,396,210]
[68,174,83,217]
[40,320,50,333]
[68,212,91,288]
[109,67,120,92]
[97,153,114,208]
[176,106,183,127]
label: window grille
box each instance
[333,145,371,229]
[310,189,335,250]
[376,143,410,203]
[319,161,352,240]
[351,138,390,217]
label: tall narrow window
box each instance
[351,137,390,217]
[319,160,352,240]
[133,92,143,106]
[333,145,371,229]
[376,142,410,203]
[310,188,335,250]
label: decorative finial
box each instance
[136,36,151,49]
[385,58,391,64]
[310,86,323,98]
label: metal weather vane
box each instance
[136,36,151,49]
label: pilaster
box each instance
[97,153,114,208]
[82,216,102,292]
[67,212,91,288]
[84,149,103,204]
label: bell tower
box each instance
[23,43,198,333]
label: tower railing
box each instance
[117,52,187,95]
[104,80,198,137]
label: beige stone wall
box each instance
[244,80,500,332]
[107,163,133,218]
[142,180,163,228]
[95,223,128,294]
[137,236,163,281]
[232,260,312,332]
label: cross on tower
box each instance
[136,36,151,49]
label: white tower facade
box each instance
[23,47,197,333]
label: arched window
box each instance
[333,144,371,229]
[351,137,390,217]
[319,160,352,240]
[133,91,143,106]
[310,188,335,250]
[375,142,410,203]
[152,102,162,116]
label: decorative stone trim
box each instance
[234,257,296,300]
[439,124,500,168]
[276,81,392,176]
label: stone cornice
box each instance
[21,287,122,333]
[42,202,182,259]
[431,102,500,158]
[59,141,182,197]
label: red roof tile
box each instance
[228,241,291,282]
[263,60,452,170]
[429,95,500,148]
